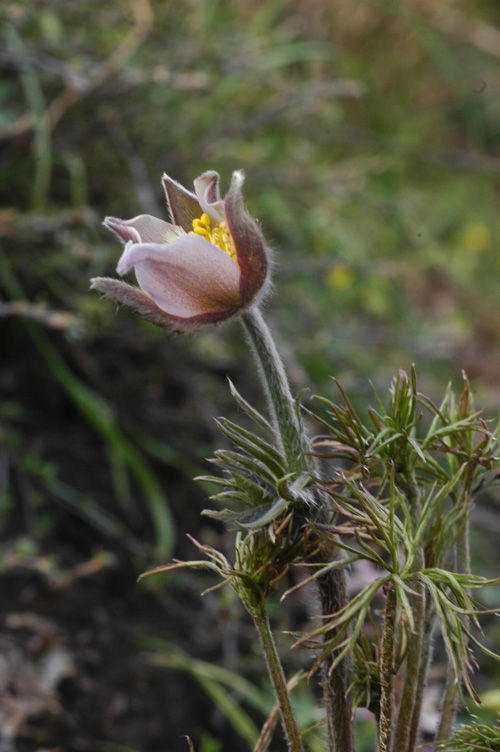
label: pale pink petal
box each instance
[117,235,241,318]
[104,217,141,244]
[104,215,184,244]
[90,277,181,328]
[90,277,240,332]
[193,172,226,223]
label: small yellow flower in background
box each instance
[325,264,355,291]
[461,223,490,253]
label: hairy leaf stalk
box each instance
[379,583,398,752]
[437,669,458,743]
[437,504,471,740]
[407,608,436,751]
[251,604,305,752]
[316,556,356,752]
[241,308,307,473]
[393,471,426,752]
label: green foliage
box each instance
[142,361,500,749]
[303,371,500,703]
[436,719,500,752]
[198,381,316,530]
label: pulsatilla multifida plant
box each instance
[93,170,500,752]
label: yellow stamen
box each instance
[189,213,239,266]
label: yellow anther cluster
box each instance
[191,213,239,266]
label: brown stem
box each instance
[316,559,356,752]
[437,667,458,742]
[393,585,426,752]
[379,583,398,752]
[407,609,436,751]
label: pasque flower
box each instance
[91,171,270,332]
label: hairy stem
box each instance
[316,561,356,752]
[241,308,307,473]
[456,511,471,575]
[379,583,398,752]
[437,669,458,742]
[407,608,436,751]
[251,604,305,752]
[394,579,425,752]
[393,470,426,752]
[437,505,471,741]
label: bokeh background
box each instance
[2,1,500,750]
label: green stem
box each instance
[251,604,305,752]
[437,669,458,742]
[393,470,426,752]
[241,308,307,473]
[437,503,471,741]
[407,608,436,751]
[456,505,471,575]
[379,583,397,752]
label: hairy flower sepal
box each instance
[91,171,270,332]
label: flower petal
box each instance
[162,174,203,232]
[104,217,140,244]
[117,235,241,318]
[90,277,181,328]
[224,171,270,305]
[193,171,226,223]
[91,277,240,332]
[104,215,184,244]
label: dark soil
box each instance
[0,560,256,752]
[0,318,267,752]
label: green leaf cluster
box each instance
[436,719,500,752]
[198,381,316,531]
[303,369,500,705]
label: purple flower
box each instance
[91,171,270,332]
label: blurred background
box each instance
[2,0,500,750]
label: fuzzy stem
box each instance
[251,604,305,752]
[456,506,471,576]
[437,506,471,741]
[393,470,426,752]
[437,669,458,742]
[241,308,307,474]
[393,580,425,752]
[407,608,437,751]
[316,562,356,752]
[379,582,398,752]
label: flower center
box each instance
[190,213,239,266]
